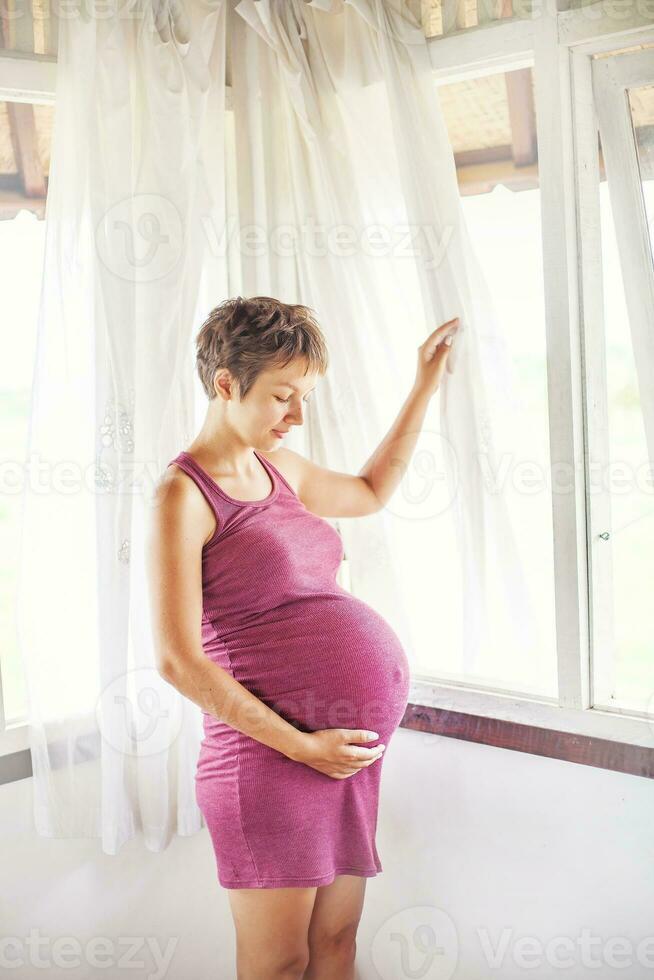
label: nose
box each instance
[285,404,304,426]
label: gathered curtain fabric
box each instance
[17,0,536,853]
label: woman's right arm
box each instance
[144,469,385,779]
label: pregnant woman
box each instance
[146,296,458,980]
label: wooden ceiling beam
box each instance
[6,100,46,197]
[454,143,513,166]
[0,174,45,219]
[455,155,539,194]
[1,0,35,54]
[505,66,538,166]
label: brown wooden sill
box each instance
[401,704,654,779]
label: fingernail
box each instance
[368,732,379,740]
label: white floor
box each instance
[2,726,654,979]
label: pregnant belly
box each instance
[202,592,411,740]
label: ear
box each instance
[213,370,233,401]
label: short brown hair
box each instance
[195,295,329,401]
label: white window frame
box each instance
[585,47,654,712]
[2,3,654,759]
[417,2,654,748]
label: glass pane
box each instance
[628,83,654,265]
[0,210,44,723]
[0,100,52,724]
[596,137,654,710]
[397,68,556,698]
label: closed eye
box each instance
[275,395,312,404]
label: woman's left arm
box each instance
[357,316,459,509]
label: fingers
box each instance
[309,729,387,780]
[341,746,385,775]
[323,750,386,780]
[334,753,384,778]
[344,742,385,759]
[342,729,380,744]
[429,316,459,340]
[423,319,460,361]
[349,752,385,775]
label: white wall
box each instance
[2,727,654,980]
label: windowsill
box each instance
[407,675,653,743]
[0,722,30,758]
[403,676,654,779]
[0,723,32,785]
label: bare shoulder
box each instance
[151,462,197,511]
[258,447,303,494]
[257,447,378,519]
[148,463,215,546]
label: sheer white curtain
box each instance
[18,0,537,853]
[18,0,227,851]
[229,0,537,674]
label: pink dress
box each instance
[167,448,410,889]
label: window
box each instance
[394,66,556,699]
[0,100,52,726]
[589,46,654,713]
[404,10,654,750]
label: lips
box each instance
[273,429,289,435]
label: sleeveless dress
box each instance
[167,448,411,889]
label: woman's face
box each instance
[242,357,320,449]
